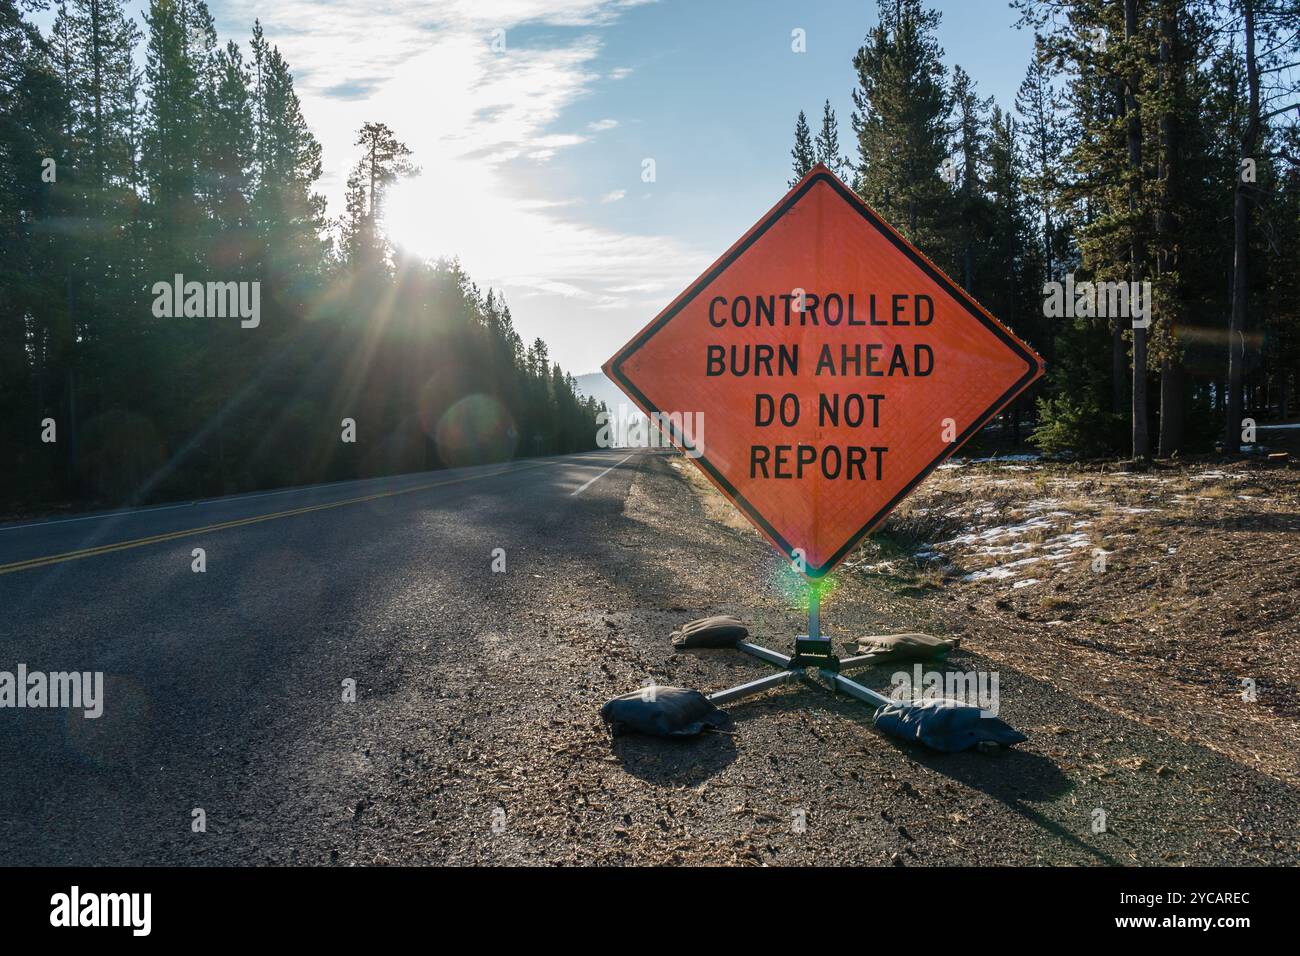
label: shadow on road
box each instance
[902,746,1119,865]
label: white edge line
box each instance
[570,454,634,497]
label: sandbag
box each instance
[873,698,1027,753]
[600,686,728,738]
[854,632,959,664]
[671,615,748,650]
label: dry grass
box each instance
[853,457,1300,786]
[671,445,1300,785]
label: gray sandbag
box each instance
[873,697,1027,753]
[600,686,728,738]
[854,632,959,665]
[671,615,748,650]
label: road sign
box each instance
[604,164,1044,578]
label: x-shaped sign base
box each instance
[707,640,894,710]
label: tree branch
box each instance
[1261,101,1299,122]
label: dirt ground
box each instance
[842,455,1300,791]
[528,449,1300,866]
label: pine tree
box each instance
[790,109,814,186]
[949,65,993,291]
[814,99,846,177]
[342,121,415,270]
[1018,0,1157,456]
[339,168,370,267]
[1120,0,1151,460]
[851,0,953,263]
[252,37,326,280]
[207,40,253,234]
[1224,0,1300,450]
[57,0,140,195]
[1015,38,1065,363]
[986,106,1046,444]
[141,0,202,263]
[0,0,70,499]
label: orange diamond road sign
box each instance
[603,164,1044,578]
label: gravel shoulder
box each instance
[271,451,1300,866]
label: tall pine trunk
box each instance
[1156,1,1184,457]
[1227,0,1260,454]
[1126,0,1150,460]
[1159,360,1185,455]
[1113,325,1127,413]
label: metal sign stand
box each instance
[707,587,893,711]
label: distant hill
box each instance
[574,372,644,447]
[574,372,642,418]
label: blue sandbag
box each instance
[873,698,1027,753]
[601,686,728,738]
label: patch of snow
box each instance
[947,454,1042,466]
[1012,578,1041,589]
[974,542,1039,558]
[1045,531,1092,550]
[853,560,899,573]
[963,566,1016,582]
[942,511,1077,552]
[961,556,1041,583]
[1021,498,1067,512]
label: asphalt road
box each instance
[0,450,637,864]
[1,447,1296,865]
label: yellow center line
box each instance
[0,458,570,576]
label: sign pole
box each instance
[790,579,837,672]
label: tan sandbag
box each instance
[671,615,748,649]
[853,632,959,664]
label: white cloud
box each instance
[218,0,694,372]
[220,1,643,200]
[431,0,655,29]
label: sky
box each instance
[38,0,1037,378]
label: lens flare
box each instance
[434,394,518,468]
[769,559,839,613]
